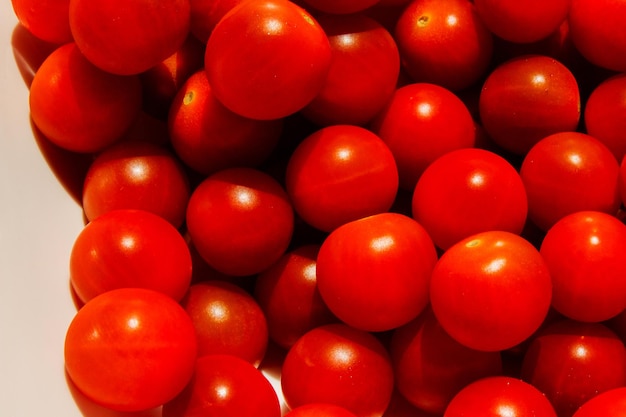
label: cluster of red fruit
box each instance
[10,0,626,416]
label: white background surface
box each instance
[0,4,87,417]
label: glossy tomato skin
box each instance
[189,0,244,43]
[412,148,528,250]
[82,141,191,228]
[430,231,552,352]
[572,387,626,417]
[29,43,142,153]
[394,0,493,91]
[443,376,558,417]
[11,0,72,44]
[180,280,268,367]
[584,73,626,162]
[285,125,398,232]
[520,132,621,231]
[205,0,332,120]
[69,209,192,303]
[474,0,571,44]
[569,0,626,72]
[69,0,190,75]
[168,70,283,176]
[370,83,476,190]
[254,245,337,349]
[539,211,626,322]
[64,288,198,412]
[286,403,359,417]
[300,13,400,126]
[316,212,438,332]
[479,55,581,155]
[521,319,626,417]
[162,354,281,417]
[281,323,395,417]
[390,308,503,415]
[186,167,294,276]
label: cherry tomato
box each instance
[285,125,399,232]
[186,167,294,276]
[64,288,198,412]
[11,0,72,44]
[521,319,626,417]
[69,209,192,304]
[520,132,621,231]
[539,211,626,322]
[474,0,571,44]
[443,376,558,417]
[316,212,437,332]
[390,308,503,415]
[162,354,281,417]
[168,69,283,176]
[299,0,381,14]
[82,141,191,228]
[569,0,626,72]
[180,280,269,367]
[583,73,626,162]
[69,0,190,75]
[572,387,626,417]
[412,148,528,250]
[370,83,476,190]
[29,42,142,153]
[479,55,581,155]
[285,403,359,417]
[300,13,400,126]
[140,35,205,120]
[394,0,493,91]
[254,245,337,349]
[204,0,332,120]
[281,323,395,417]
[189,0,244,43]
[430,230,552,352]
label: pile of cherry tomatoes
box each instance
[10,0,626,415]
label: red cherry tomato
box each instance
[370,83,476,190]
[168,70,283,176]
[82,141,191,228]
[394,0,493,91]
[180,280,269,367]
[69,209,192,304]
[316,212,437,332]
[254,245,337,349]
[281,323,395,417]
[412,148,528,250]
[189,0,244,43]
[300,13,400,126]
[11,0,72,44]
[64,288,198,412]
[285,125,399,232]
[162,354,281,417]
[286,403,359,417]
[444,376,558,417]
[204,0,332,120]
[584,73,626,162]
[521,319,626,417]
[520,132,621,231]
[430,230,552,352]
[479,55,581,155]
[539,211,626,322]
[299,0,381,14]
[29,43,142,153]
[186,167,294,276]
[569,0,626,72]
[474,0,571,44]
[390,308,503,415]
[69,0,190,75]
[572,387,626,417]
